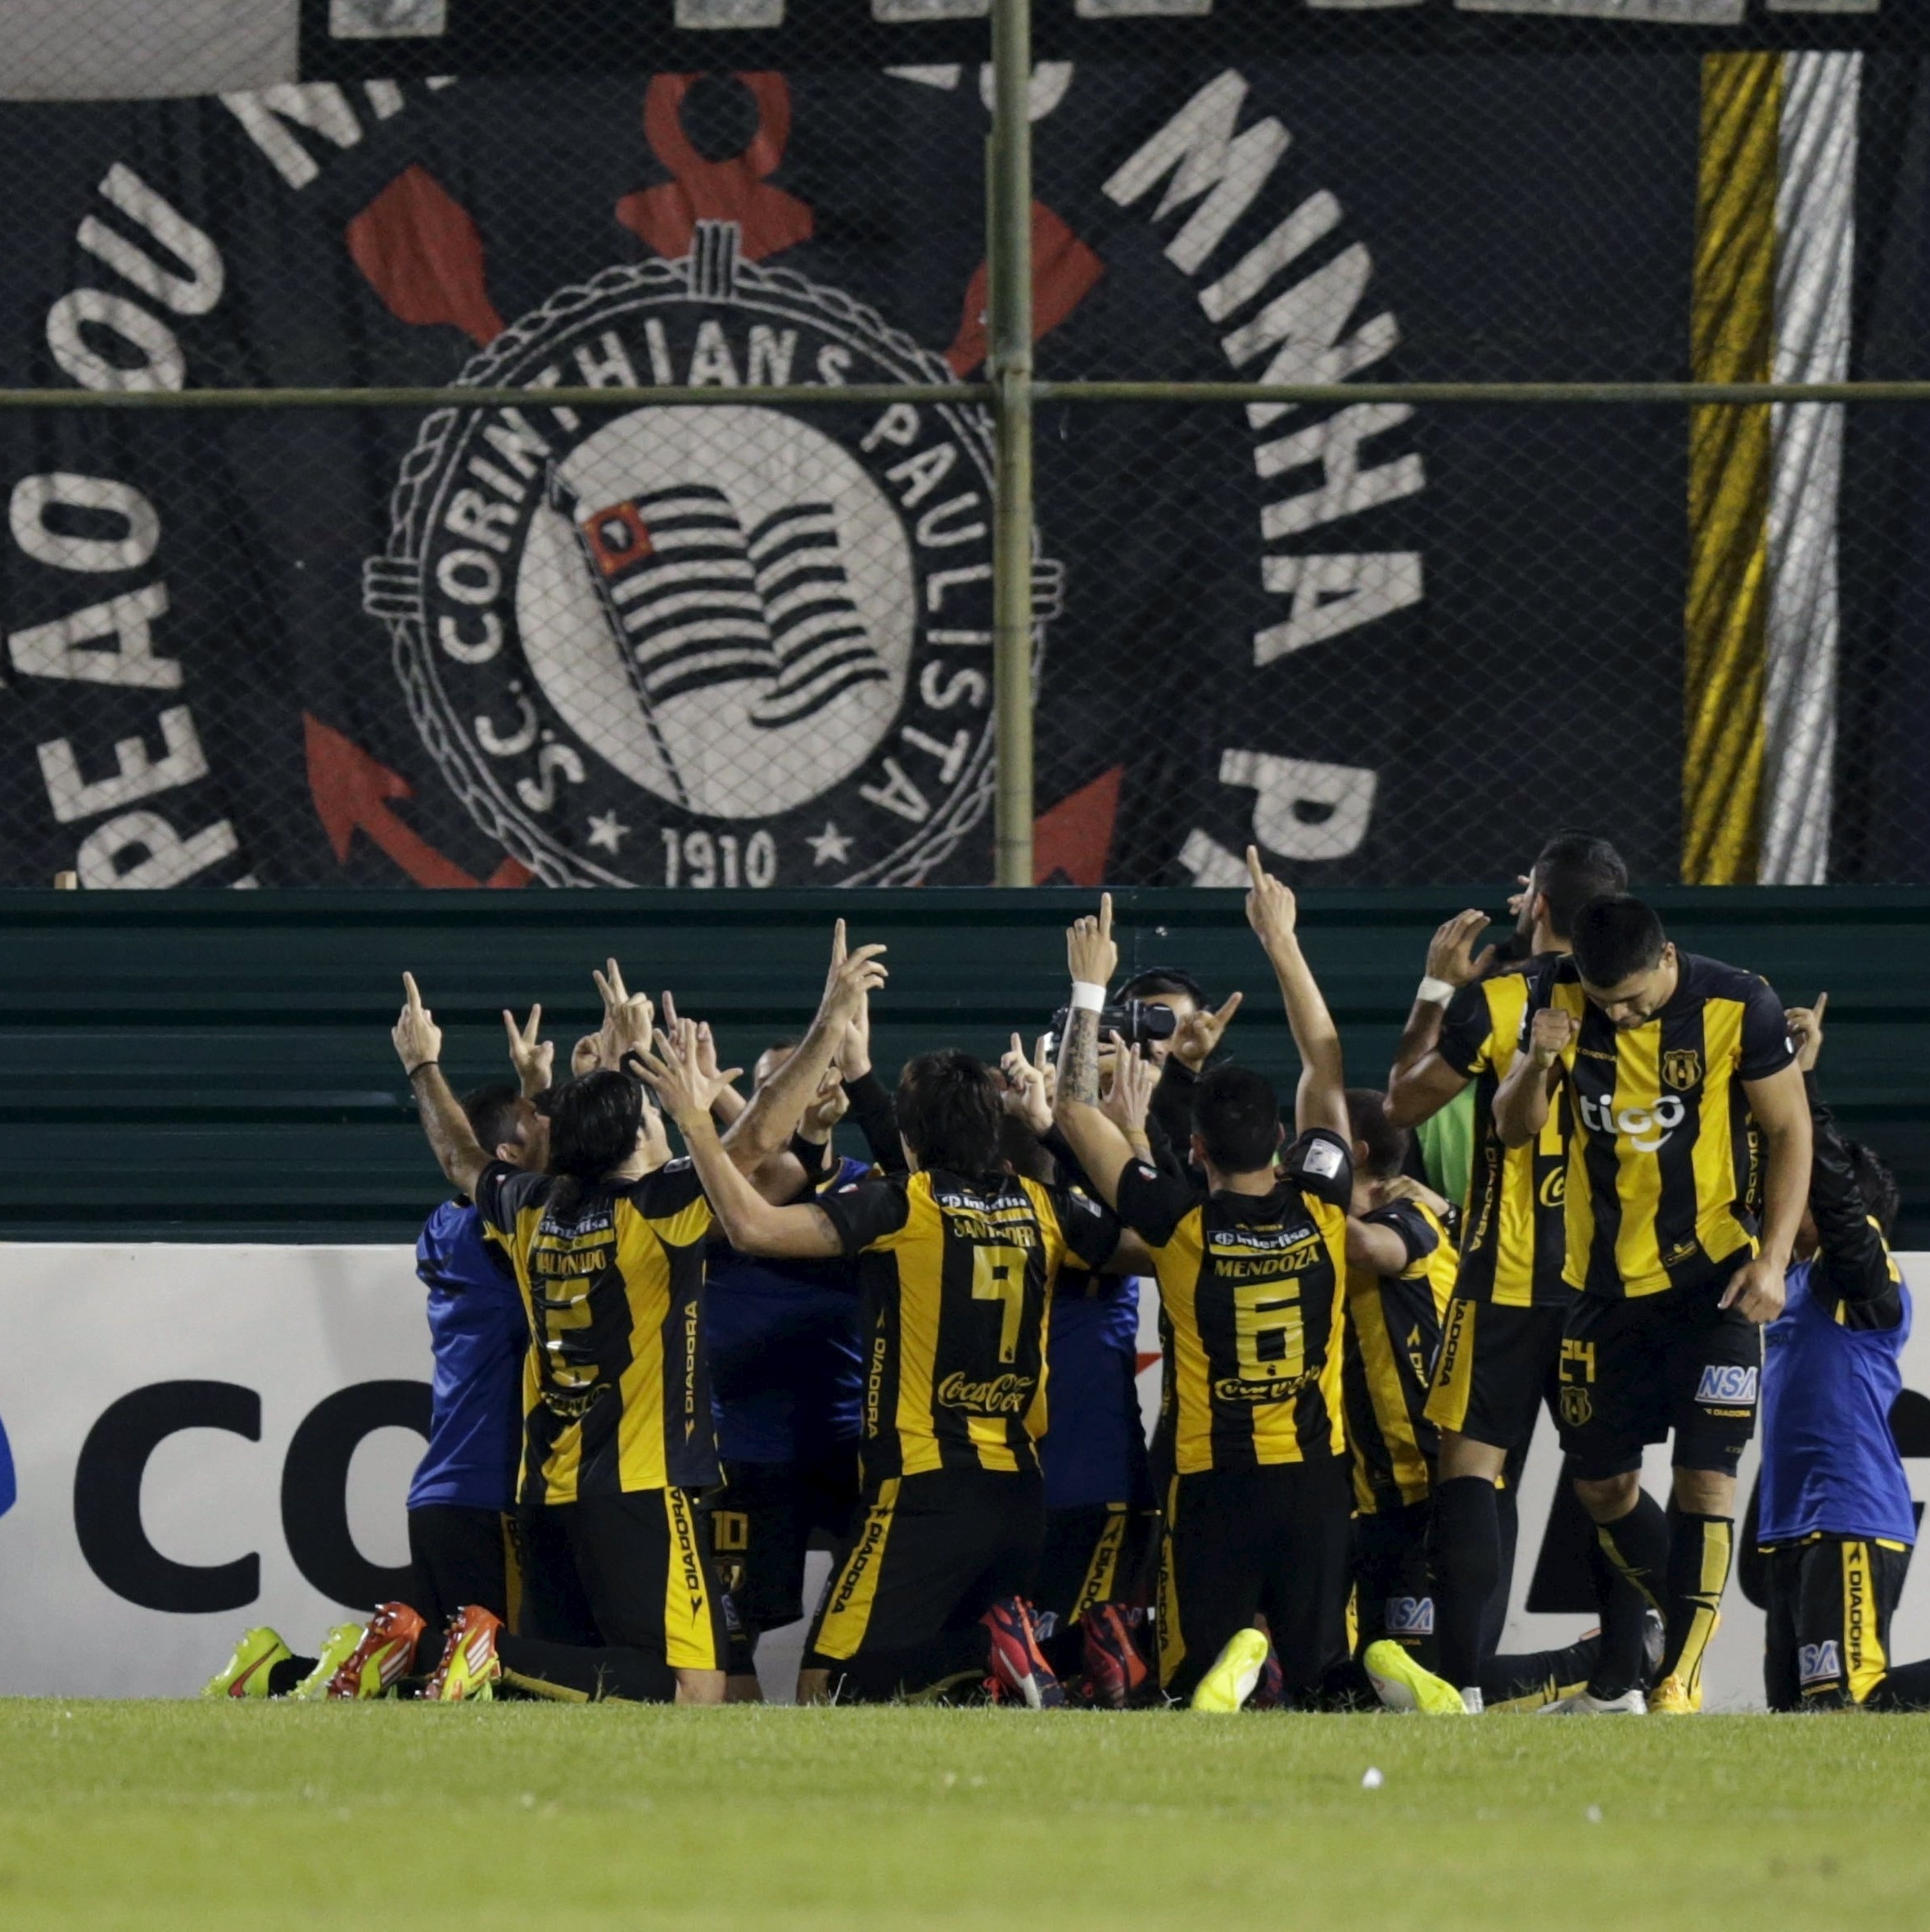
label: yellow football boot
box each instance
[1190,1627,1269,1713]
[203,1627,292,1699]
[1363,1640,1469,1716]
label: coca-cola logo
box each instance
[936,1369,1034,1415]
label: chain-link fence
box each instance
[2,4,1927,890]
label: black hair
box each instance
[897,1051,1006,1186]
[1192,1064,1285,1174]
[1532,831,1629,940]
[460,1082,527,1159]
[545,1069,643,1215]
[1119,966,1208,1008]
[1345,1088,1408,1180]
[1570,894,1668,988]
[1846,1139,1901,1241]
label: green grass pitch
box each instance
[2,1702,1928,1929]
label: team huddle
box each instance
[206,836,1928,1715]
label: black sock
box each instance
[266,1656,314,1696]
[823,1629,992,1704]
[496,1631,679,1703]
[1661,1513,1733,1694]
[1864,1659,1930,1712]
[1480,1631,1599,1708]
[1432,1477,1501,1690]
[1589,1487,1669,1697]
[1481,1480,1521,1660]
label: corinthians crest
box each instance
[365,220,1056,887]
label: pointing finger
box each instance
[1214,990,1245,1027]
[403,971,423,1013]
[1097,893,1113,943]
[1245,844,1268,893]
[1813,990,1829,1025]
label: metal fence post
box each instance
[989,0,1035,889]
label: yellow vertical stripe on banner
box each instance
[1684,52,1781,885]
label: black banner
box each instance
[303,1,1922,81]
[0,60,1714,888]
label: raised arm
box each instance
[1494,1005,1573,1147]
[1788,997,1896,1310]
[393,972,488,1199]
[722,921,888,1174]
[1242,847,1348,1144]
[1723,1058,1812,1323]
[1385,910,1492,1129]
[635,1020,844,1258]
[1051,894,1137,1210]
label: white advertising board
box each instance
[2,1244,1926,1707]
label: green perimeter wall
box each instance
[4,887,1926,1248]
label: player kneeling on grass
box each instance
[207,1060,550,1703]
[1759,999,1930,1712]
[636,1019,1142,1708]
[1055,858,1384,1714]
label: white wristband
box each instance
[1069,980,1106,1012]
[1417,975,1456,1007]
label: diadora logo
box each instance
[1385,1595,1435,1636]
[1696,1364,1758,1406]
[1578,1091,1686,1154]
[0,1409,14,1521]
[1798,1640,1842,1685]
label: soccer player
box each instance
[1118,966,1245,1174]
[702,1034,867,1702]
[1384,831,1629,1708]
[1759,998,1930,1711]
[639,1021,1132,1708]
[1052,853,1356,1712]
[206,1034,551,1703]
[1496,894,1812,1713]
[1339,1090,1457,1685]
[390,935,884,1703]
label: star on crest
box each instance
[587,812,630,854]
[807,819,853,867]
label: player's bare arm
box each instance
[1721,1058,1814,1323]
[1385,908,1492,1128]
[637,1019,843,1257]
[392,972,489,1200]
[1494,1006,1574,1147]
[1244,845,1348,1144]
[722,920,888,1174]
[1345,1215,1413,1275]
[1052,894,1136,1210]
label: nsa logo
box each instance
[1695,1364,1759,1405]
[1385,1595,1435,1637]
[1798,1640,1842,1685]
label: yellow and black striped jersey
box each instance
[477,1159,716,1504]
[1533,952,1796,1298]
[1115,1128,1353,1477]
[1343,1199,1457,1515]
[816,1168,1119,1483]
[1436,959,1571,1307]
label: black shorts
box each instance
[1158,1455,1352,1702]
[706,1450,861,1669]
[1031,1502,1155,1635]
[408,1503,513,1634]
[805,1466,1044,1665]
[1554,1261,1762,1480]
[1763,1536,1910,1710]
[1424,1299,1567,1454]
[514,1488,727,1672]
